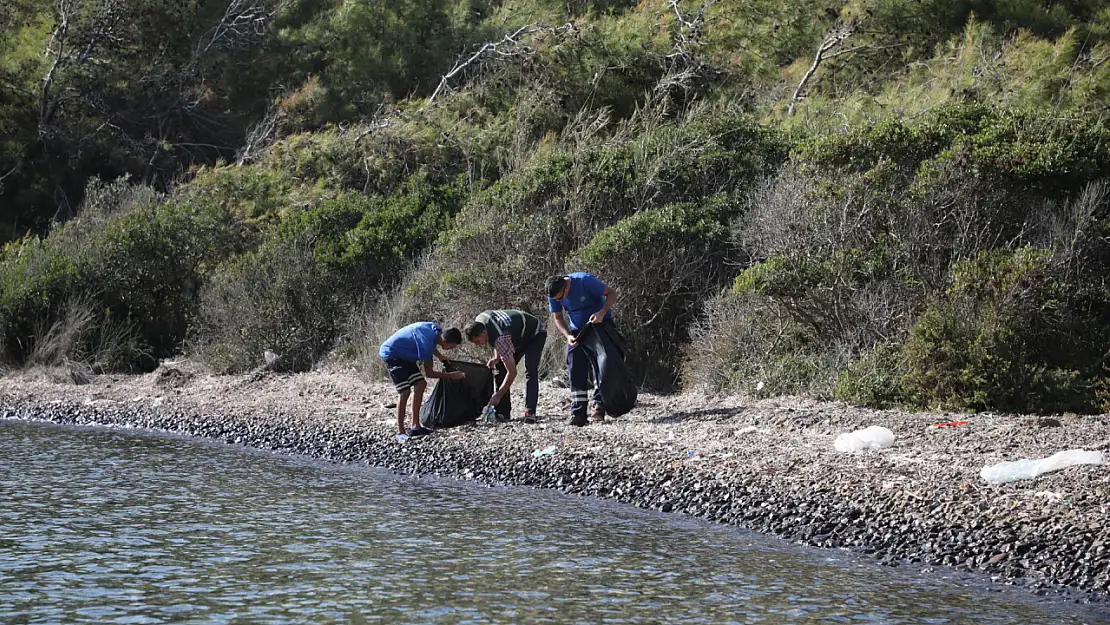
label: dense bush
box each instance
[571,197,734,386]
[685,289,853,398]
[7,0,1110,415]
[197,237,347,373]
[0,179,245,369]
[196,179,463,372]
[686,106,1110,409]
[901,247,1109,413]
[833,343,906,408]
[0,238,81,364]
[404,113,785,320]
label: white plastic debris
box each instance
[834,426,895,452]
[481,405,499,425]
[980,449,1104,485]
[264,350,279,365]
[533,445,556,458]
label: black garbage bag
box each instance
[576,323,638,417]
[419,360,494,429]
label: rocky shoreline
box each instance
[3,365,1110,603]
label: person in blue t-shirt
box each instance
[545,272,617,426]
[379,322,464,437]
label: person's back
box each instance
[475,309,541,346]
[379,322,440,362]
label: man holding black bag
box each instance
[463,309,547,424]
[545,272,622,426]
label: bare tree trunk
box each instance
[40,0,78,130]
[788,25,861,116]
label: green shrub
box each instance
[833,342,907,408]
[198,237,348,373]
[684,290,849,396]
[197,178,462,372]
[796,104,1110,198]
[0,237,81,363]
[403,113,785,327]
[901,247,1105,413]
[0,180,245,370]
[571,197,733,386]
[83,200,246,359]
[278,177,462,285]
[185,166,300,225]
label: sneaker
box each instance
[406,426,434,437]
[523,411,538,424]
[569,415,589,427]
[589,406,606,423]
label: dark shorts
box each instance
[383,358,424,392]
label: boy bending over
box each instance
[379,322,464,437]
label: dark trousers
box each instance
[495,331,547,417]
[567,323,612,420]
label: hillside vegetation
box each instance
[3,0,1110,413]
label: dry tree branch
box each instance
[236,103,282,164]
[428,22,578,104]
[669,0,715,45]
[788,23,857,116]
[0,166,16,187]
[200,0,274,57]
[665,0,720,81]
[39,0,78,130]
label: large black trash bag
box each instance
[576,323,638,417]
[420,360,494,429]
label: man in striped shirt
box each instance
[464,309,547,424]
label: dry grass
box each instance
[20,296,145,375]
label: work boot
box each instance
[589,405,606,422]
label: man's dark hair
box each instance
[442,327,462,345]
[545,275,567,299]
[464,321,486,341]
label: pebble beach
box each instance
[3,364,1109,602]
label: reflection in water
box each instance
[0,420,1105,624]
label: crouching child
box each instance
[379,322,464,437]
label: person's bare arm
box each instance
[423,361,464,380]
[491,355,517,406]
[552,311,576,345]
[589,287,617,324]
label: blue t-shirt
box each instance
[548,272,611,331]
[379,322,440,362]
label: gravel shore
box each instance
[3,363,1110,602]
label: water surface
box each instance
[1,420,1105,624]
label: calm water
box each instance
[1,421,1106,624]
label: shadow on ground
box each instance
[651,407,747,424]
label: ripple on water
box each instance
[1,420,1107,625]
